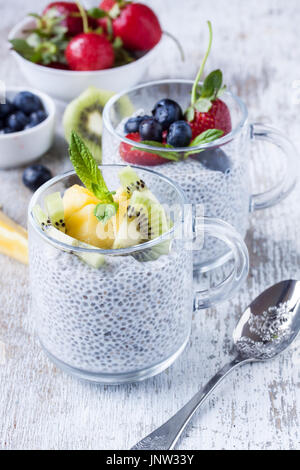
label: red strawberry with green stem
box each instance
[43,2,97,36]
[185,21,232,139]
[96,1,162,51]
[65,2,114,71]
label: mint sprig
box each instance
[186,21,226,121]
[69,132,118,223]
[184,129,224,158]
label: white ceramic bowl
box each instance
[8,17,162,102]
[0,87,56,169]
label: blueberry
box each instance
[0,100,15,119]
[13,91,43,115]
[124,115,151,133]
[152,99,183,130]
[6,111,29,132]
[139,118,163,142]
[191,148,232,174]
[22,165,52,192]
[3,127,15,134]
[29,110,48,126]
[167,120,192,148]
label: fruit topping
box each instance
[124,115,151,134]
[33,203,105,268]
[152,99,183,131]
[44,192,66,232]
[139,118,163,143]
[167,120,192,148]
[118,166,147,196]
[119,133,169,166]
[22,165,52,192]
[0,210,28,264]
[63,86,115,162]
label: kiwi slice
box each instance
[33,204,51,228]
[129,190,169,240]
[44,192,66,233]
[63,87,115,163]
[33,204,105,269]
[113,186,170,252]
[119,166,147,197]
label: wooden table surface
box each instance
[0,0,299,450]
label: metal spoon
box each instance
[131,280,300,450]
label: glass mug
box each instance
[102,80,298,270]
[28,165,249,384]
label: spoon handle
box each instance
[131,356,249,450]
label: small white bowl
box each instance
[8,17,163,102]
[0,87,56,169]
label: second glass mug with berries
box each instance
[102,22,298,269]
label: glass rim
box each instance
[28,163,187,255]
[102,79,249,153]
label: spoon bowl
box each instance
[233,280,300,360]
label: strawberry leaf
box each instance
[194,98,213,113]
[87,7,107,19]
[10,39,35,61]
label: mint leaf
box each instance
[133,141,180,161]
[185,129,224,158]
[202,70,223,99]
[94,203,118,225]
[69,132,113,203]
[194,98,213,113]
[190,129,224,147]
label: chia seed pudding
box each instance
[29,230,192,375]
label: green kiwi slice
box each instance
[44,192,66,233]
[32,204,105,269]
[118,166,147,197]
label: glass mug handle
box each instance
[249,123,298,212]
[193,217,249,310]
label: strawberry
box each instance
[119,133,167,166]
[43,2,85,36]
[97,2,162,51]
[185,21,232,139]
[99,0,116,11]
[189,99,232,139]
[65,33,114,70]
[43,2,98,36]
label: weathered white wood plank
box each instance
[0,0,299,450]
